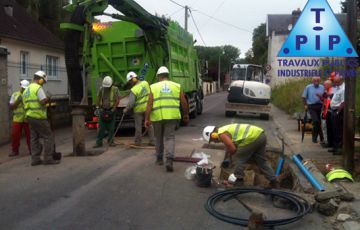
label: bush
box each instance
[271,79,311,115]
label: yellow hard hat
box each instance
[326,169,354,182]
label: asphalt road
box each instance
[0,92,328,230]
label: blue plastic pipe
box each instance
[275,157,284,177]
[292,154,325,191]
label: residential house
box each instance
[0,0,68,97]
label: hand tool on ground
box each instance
[301,109,308,142]
[111,112,125,141]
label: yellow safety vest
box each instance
[23,83,47,119]
[12,91,25,122]
[99,86,118,108]
[131,81,150,113]
[150,80,181,122]
[218,124,263,147]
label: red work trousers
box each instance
[12,122,31,154]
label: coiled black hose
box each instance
[205,188,311,227]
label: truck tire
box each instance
[189,94,198,119]
[196,97,203,115]
[260,113,270,120]
[225,111,236,117]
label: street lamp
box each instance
[218,50,224,91]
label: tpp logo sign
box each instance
[278,0,358,57]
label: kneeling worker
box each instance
[202,124,278,187]
[123,71,155,146]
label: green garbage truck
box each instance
[61,0,203,127]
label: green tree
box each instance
[16,0,70,39]
[251,23,268,65]
[195,45,240,81]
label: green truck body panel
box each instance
[90,20,200,102]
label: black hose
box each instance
[205,188,311,227]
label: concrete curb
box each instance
[270,104,339,195]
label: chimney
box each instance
[291,8,301,26]
[4,4,13,17]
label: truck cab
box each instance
[225,64,271,120]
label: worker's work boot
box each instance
[155,157,164,165]
[93,143,103,148]
[9,152,19,157]
[43,160,60,165]
[109,142,116,147]
[31,160,43,166]
[165,159,173,172]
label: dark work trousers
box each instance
[233,133,276,182]
[332,109,343,150]
[325,110,334,147]
[27,118,55,163]
[152,119,177,164]
[308,104,323,142]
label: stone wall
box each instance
[0,47,10,145]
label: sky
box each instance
[99,0,343,58]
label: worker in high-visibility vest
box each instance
[93,76,120,148]
[202,124,278,188]
[23,71,59,166]
[144,66,189,172]
[123,71,154,146]
[9,80,31,157]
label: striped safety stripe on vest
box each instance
[23,83,47,119]
[150,81,181,122]
[12,91,26,122]
[218,124,263,147]
[131,81,150,113]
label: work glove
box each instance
[123,108,128,114]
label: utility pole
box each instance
[343,0,357,172]
[184,5,189,31]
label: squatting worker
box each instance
[93,76,120,148]
[302,76,324,143]
[202,124,279,188]
[328,74,345,155]
[144,66,189,172]
[9,80,31,157]
[123,71,155,146]
[23,71,59,166]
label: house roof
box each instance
[0,0,64,50]
[267,12,347,37]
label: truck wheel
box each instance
[189,105,198,119]
[260,114,270,120]
[225,111,236,117]
[196,98,203,115]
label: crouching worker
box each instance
[202,124,279,188]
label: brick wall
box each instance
[0,47,10,145]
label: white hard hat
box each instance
[34,70,47,82]
[102,76,113,88]
[126,71,137,82]
[20,79,30,89]
[156,66,169,76]
[203,126,216,143]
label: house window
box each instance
[20,51,29,77]
[46,55,59,78]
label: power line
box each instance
[189,9,206,46]
[201,0,228,28]
[192,9,252,34]
[169,0,185,8]
[169,7,183,17]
